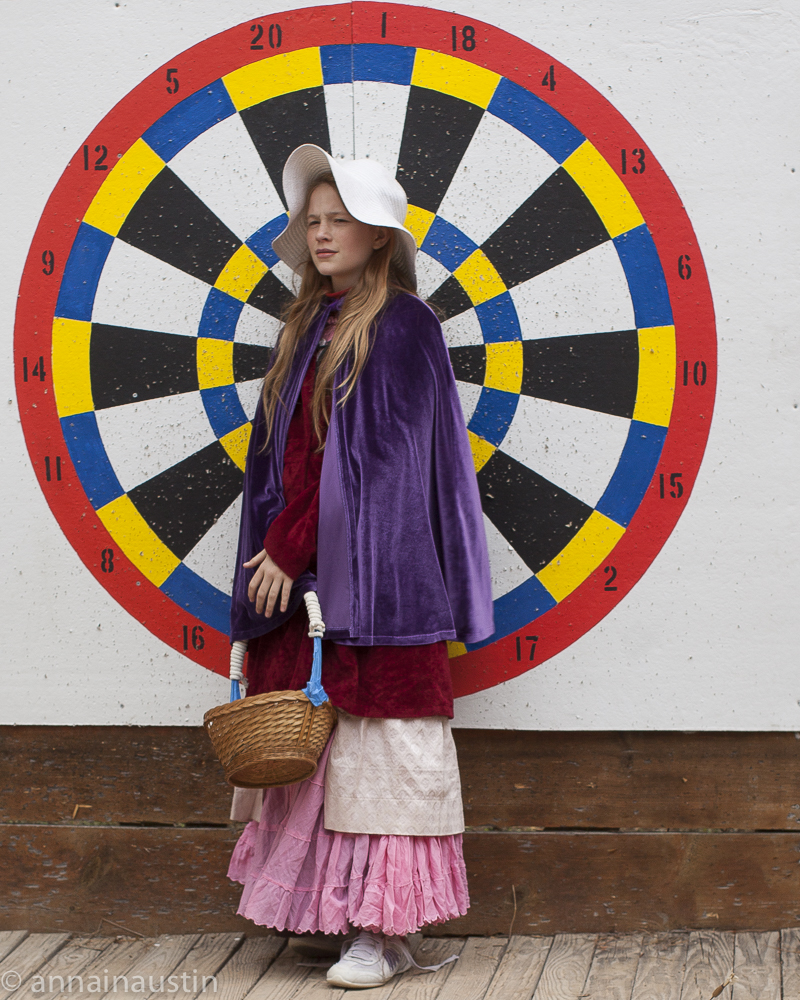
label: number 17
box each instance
[515,635,539,661]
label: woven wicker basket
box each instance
[204,689,337,788]
[204,592,336,788]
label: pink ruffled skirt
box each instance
[227,741,470,936]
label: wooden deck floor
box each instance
[0,929,796,1000]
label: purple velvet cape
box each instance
[230,292,494,646]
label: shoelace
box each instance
[389,936,459,974]
[342,932,383,965]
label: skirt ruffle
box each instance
[227,742,469,936]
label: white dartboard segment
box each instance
[167,113,287,243]
[437,111,559,247]
[500,395,631,509]
[92,240,210,338]
[96,391,217,495]
[183,494,243,598]
[510,241,636,342]
[353,81,411,174]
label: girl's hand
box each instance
[244,549,295,617]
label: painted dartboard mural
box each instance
[14,3,716,698]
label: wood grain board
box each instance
[3,726,800,935]
[582,932,644,999]
[4,727,800,831]
[630,932,688,1000]
[679,931,734,1000]
[732,931,782,1000]
[1,932,800,999]
[3,824,800,936]
[780,927,800,1000]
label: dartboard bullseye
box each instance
[14,3,716,697]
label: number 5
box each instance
[166,68,179,94]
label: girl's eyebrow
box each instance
[309,209,352,219]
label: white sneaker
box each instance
[326,930,412,988]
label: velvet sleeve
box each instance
[263,480,320,580]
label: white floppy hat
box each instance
[272,145,418,289]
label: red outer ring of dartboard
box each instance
[14,3,716,690]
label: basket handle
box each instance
[302,591,329,707]
[228,592,328,705]
[229,640,248,701]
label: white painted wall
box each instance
[1,0,797,728]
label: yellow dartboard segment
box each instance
[468,430,496,474]
[404,205,436,247]
[197,338,234,390]
[220,422,252,472]
[52,318,93,418]
[412,49,500,109]
[633,326,676,427]
[83,139,165,237]
[214,245,269,301]
[454,249,506,305]
[223,48,323,111]
[537,510,626,603]
[97,494,180,587]
[484,341,523,394]
[563,141,644,239]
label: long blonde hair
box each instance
[260,175,416,448]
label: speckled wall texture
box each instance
[1,0,797,728]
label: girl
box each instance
[227,144,494,990]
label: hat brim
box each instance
[271,145,418,289]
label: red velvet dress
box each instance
[244,304,454,719]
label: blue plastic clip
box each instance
[302,636,328,706]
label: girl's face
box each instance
[306,183,388,291]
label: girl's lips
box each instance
[316,249,336,257]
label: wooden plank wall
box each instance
[1,727,799,936]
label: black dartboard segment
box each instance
[118,168,243,282]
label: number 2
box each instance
[250,23,263,49]
[603,565,618,591]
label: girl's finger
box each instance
[264,576,282,618]
[255,572,273,614]
[279,576,292,613]
[247,565,265,603]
